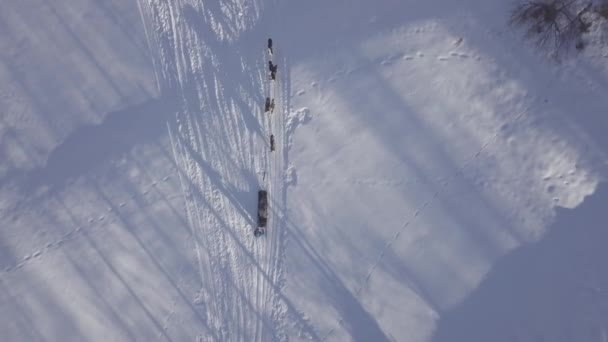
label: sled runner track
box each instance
[140,4,256,341]
[251,38,288,342]
[252,51,270,342]
[137,0,291,339]
[263,42,289,342]
[273,48,290,337]
[134,0,297,339]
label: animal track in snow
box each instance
[321,107,531,341]
[448,51,469,58]
[0,172,177,277]
[285,165,297,186]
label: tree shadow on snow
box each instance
[431,182,608,342]
[285,217,391,342]
[19,94,177,196]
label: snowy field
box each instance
[1,0,608,341]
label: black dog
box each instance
[270,134,275,151]
[268,61,278,80]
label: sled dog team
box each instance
[266,38,277,152]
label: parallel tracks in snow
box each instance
[3,1,288,341]
[139,0,287,340]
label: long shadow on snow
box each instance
[279,8,584,337]
[0,229,19,271]
[0,279,47,341]
[182,4,266,137]
[79,227,174,342]
[432,182,608,342]
[187,187,287,339]
[164,140,275,335]
[20,94,177,195]
[0,0,153,177]
[285,216,389,341]
[0,241,91,341]
[173,160,316,339]
[177,132,258,227]
[377,167,523,313]
[60,242,139,341]
[42,198,139,341]
[300,41,522,303]
[168,2,315,339]
[91,184,216,341]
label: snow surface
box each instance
[1,0,608,341]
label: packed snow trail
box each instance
[137,1,292,340]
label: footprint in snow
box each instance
[285,166,297,186]
[382,53,405,65]
[449,51,469,58]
